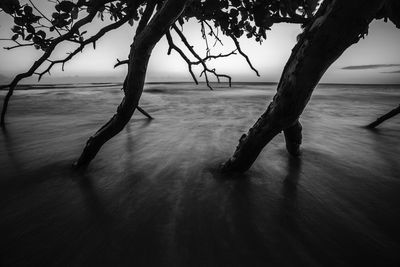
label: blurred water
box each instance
[1,82,399,173]
[0,83,400,266]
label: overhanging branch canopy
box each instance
[0,0,318,125]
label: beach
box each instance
[1,82,400,266]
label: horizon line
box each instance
[1,81,400,91]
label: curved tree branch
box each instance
[38,15,131,80]
[166,29,198,84]
[229,34,260,77]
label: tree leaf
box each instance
[37,30,46,39]
[24,5,33,15]
[56,1,75,13]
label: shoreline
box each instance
[1,81,400,91]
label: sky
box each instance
[0,1,400,84]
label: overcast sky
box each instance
[0,1,400,84]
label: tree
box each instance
[222,0,400,172]
[0,0,316,167]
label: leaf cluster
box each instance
[185,0,318,42]
[1,0,319,53]
[10,4,49,49]
[0,0,145,51]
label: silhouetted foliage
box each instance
[1,0,315,52]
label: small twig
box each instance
[203,20,223,47]
[114,59,129,68]
[3,42,35,50]
[137,106,153,120]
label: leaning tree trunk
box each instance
[222,0,386,172]
[75,0,190,167]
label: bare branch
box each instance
[114,59,129,68]
[3,40,35,50]
[193,50,236,64]
[38,15,130,81]
[166,30,198,84]
[137,106,153,120]
[171,24,232,89]
[366,104,400,129]
[203,20,223,47]
[200,21,210,56]
[229,34,260,77]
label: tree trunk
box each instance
[366,104,400,129]
[284,120,302,157]
[75,0,190,167]
[222,0,386,173]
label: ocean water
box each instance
[0,82,400,266]
[1,82,399,172]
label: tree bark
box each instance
[222,0,386,173]
[284,120,302,157]
[366,104,400,129]
[75,0,190,167]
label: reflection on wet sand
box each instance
[0,83,400,266]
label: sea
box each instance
[1,82,399,171]
[0,82,400,266]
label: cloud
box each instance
[381,69,400,74]
[341,64,400,70]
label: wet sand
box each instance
[1,83,400,266]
